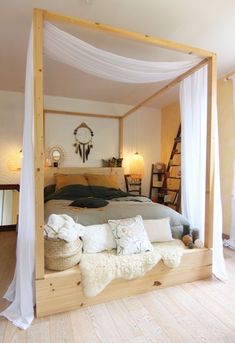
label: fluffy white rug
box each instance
[80,239,185,297]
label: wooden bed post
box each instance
[119,117,124,158]
[33,8,45,280]
[204,54,217,248]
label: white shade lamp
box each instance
[129,152,144,179]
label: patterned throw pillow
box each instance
[108,215,153,255]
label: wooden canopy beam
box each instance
[223,69,235,81]
[44,109,120,119]
[43,9,213,58]
[122,58,209,119]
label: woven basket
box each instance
[44,237,83,271]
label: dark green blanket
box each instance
[44,184,136,203]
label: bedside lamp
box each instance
[129,152,144,179]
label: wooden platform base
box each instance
[36,248,212,318]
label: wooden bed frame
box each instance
[34,8,216,317]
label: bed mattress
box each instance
[45,199,189,227]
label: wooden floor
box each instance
[0,232,235,343]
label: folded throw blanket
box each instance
[44,214,85,242]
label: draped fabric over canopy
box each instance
[44,22,201,84]
[0,20,226,329]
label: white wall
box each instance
[0,91,24,184]
[45,95,130,116]
[0,91,161,197]
[45,114,119,167]
[44,95,131,167]
[123,107,162,196]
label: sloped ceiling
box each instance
[0,0,234,108]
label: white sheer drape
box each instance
[0,29,35,329]
[180,66,208,242]
[180,66,227,280]
[213,110,228,280]
[44,22,201,84]
[224,76,235,250]
[1,22,226,329]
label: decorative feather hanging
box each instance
[73,122,94,163]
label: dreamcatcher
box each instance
[73,122,94,163]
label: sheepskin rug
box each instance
[80,239,185,297]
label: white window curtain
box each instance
[224,76,235,250]
[180,66,227,281]
[0,22,226,329]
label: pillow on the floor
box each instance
[143,218,173,242]
[69,197,108,208]
[108,215,153,255]
[82,223,116,253]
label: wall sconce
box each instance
[129,152,144,179]
[7,149,23,171]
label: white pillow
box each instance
[144,218,173,242]
[82,224,116,253]
[108,215,153,255]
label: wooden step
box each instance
[167,176,181,179]
[162,188,179,192]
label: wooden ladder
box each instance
[162,124,181,212]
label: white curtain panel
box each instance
[0,21,226,329]
[44,22,201,84]
[180,66,227,281]
[213,109,228,280]
[180,66,208,242]
[224,76,235,250]
[0,29,35,329]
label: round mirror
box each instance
[47,145,64,167]
[52,150,61,161]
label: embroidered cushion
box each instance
[108,215,153,255]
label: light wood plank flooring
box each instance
[0,231,235,343]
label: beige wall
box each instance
[217,78,235,236]
[123,107,162,196]
[161,79,235,236]
[161,102,180,165]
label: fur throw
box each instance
[80,239,184,297]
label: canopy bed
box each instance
[0,8,227,329]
